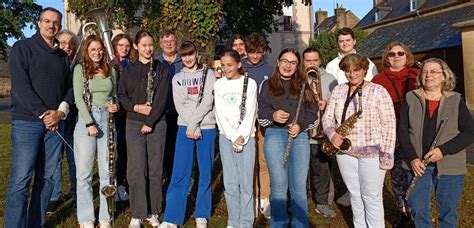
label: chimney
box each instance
[315,8,328,26]
[335,5,347,28]
[373,0,383,6]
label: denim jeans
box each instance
[264,128,310,228]
[336,154,387,228]
[220,135,255,227]
[6,119,64,227]
[51,110,77,202]
[406,166,465,228]
[163,126,216,225]
[74,107,110,223]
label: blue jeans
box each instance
[220,135,255,227]
[6,119,64,227]
[51,110,77,202]
[163,126,216,225]
[407,166,465,228]
[264,128,310,228]
[74,107,110,223]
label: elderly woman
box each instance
[371,42,419,225]
[322,53,396,227]
[398,58,474,227]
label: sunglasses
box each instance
[388,51,405,57]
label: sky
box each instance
[7,0,373,45]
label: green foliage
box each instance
[157,0,222,63]
[67,0,162,31]
[219,0,283,39]
[309,28,369,67]
[0,0,42,60]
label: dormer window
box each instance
[410,0,417,11]
[375,11,381,21]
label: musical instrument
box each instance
[82,64,92,111]
[196,64,209,108]
[71,7,116,68]
[238,71,250,124]
[211,60,222,75]
[282,81,306,166]
[321,85,363,156]
[307,67,326,140]
[101,97,118,227]
[405,118,448,201]
[146,57,156,106]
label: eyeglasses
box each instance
[60,42,75,48]
[89,48,104,54]
[279,58,298,67]
[388,51,405,57]
[344,68,363,75]
[421,70,443,75]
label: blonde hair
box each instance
[416,58,456,92]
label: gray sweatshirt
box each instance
[172,66,216,133]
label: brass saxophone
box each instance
[101,97,117,226]
[321,85,363,156]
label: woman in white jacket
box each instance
[214,50,258,227]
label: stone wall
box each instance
[0,76,11,97]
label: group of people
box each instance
[5,6,474,228]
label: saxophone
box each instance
[146,57,156,106]
[101,97,117,226]
[321,85,363,156]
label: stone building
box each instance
[314,4,360,36]
[355,0,474,112]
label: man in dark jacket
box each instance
[5,7,73,227]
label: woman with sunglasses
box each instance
[257,48,317,227]
[371,42,419,226]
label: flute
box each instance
[282,81,306,166]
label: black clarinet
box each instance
[405,118,448,201]
[146,58,156,106]
[101,97,118,227]
[238,71,250,124]
[81,63,92,111]
[196,64,209,108]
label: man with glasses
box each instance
[155,30,184,187]
[6,7,73,227]
[326,27,378,85]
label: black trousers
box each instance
[309,144,332,205]
[126,119,166,218]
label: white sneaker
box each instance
[79,221,95,228]
[129,218,142,228]
[115,185,129,202]
[99,220,111,228]
[145,214,160,226]
[159,222,178,228]
[196,218,208,228]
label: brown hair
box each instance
[245,32,267,53]
[268,48,316,104]
[336,27,355,41]
[112,33,133,59]
[339,53,369,74]
[417,58,456,92]
[381,42,416,68]
[179,41,197,56]
[220,50,245,75]
[82,35,111,80]
[130,30,154,62]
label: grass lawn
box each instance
[0,123,473,227]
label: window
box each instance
[410,0,417,11]
[375,11,380,21]
[283,16,293,31]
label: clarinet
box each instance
[82,63,92,111]
[282,81,307,166]
[196,64,209,108]
[238,71,250,124]
[146,58,156,106]
[101,97,118,227]
[405,118,448,201]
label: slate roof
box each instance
[356,0,468,29]
[357,4,474,58]
[315,16,336,33]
